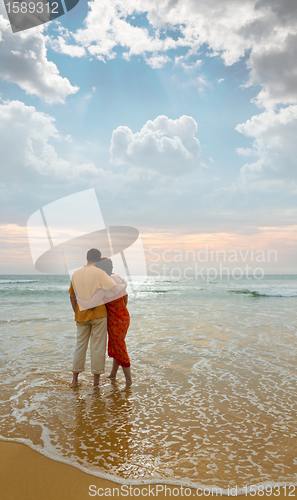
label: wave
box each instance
[229,289,297,297]
[0,437,295,493]
[0,280,39,284]
[0,317,51,324]
[0,287,68,295]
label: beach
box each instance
[1,440,175,500]
[0,274,296,493]
[1,441,292,500]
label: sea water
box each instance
[0,274,296,490]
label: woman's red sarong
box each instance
[105,296,130,368]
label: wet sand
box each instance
[0,441,290,500]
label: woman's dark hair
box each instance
[95,258,113,275]
[87,248,102,263]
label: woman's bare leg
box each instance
[107,359,119,379]
[122,367,132,386]
[108,360,132,386]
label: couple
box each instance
[69,248,132,387]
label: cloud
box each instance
[82,86,96,101]
[0,99,67,181]
[247,33,297,109]
[74,0,184,62]
[0,100,104,182]
[175,56,202,70]
[145,54,171,69]
[51,36,86,58]
[235,105,297,189]
[206,104,297,216]
[50,0,297,110]
[0,99,141,223]
[0,15,78,103]
[110,115,206,176]
[255,0,297,24]
[66,0,258,65]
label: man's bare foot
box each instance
[71,373,79,387]
[93,374,100,386]
[107,373,116,380]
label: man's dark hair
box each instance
[87,248,102,263]
[95,258,113,276]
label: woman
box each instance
[76,258,132,386]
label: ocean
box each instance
[0,274,296,491]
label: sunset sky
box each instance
[0,0,297,274]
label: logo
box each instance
[27,189,147,279]
[4,0,80,33]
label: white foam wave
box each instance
[0,437,296,493]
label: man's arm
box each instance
[70,294,77,313]
[99,271,127,297]
[76,282,127,309]
[111,283,127,296]
[107,275,127,297]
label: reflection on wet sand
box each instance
[73,385,133,471]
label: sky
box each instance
[0,0,297,274]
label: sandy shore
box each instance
[0,440,290,500]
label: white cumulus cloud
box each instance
[236,105,297,189]
[110,115,206,176]
[0,14,78,103]
[0,100,105,182]
[145,54,171,69]
[51,36,86,58]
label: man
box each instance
[69,248,126,387]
